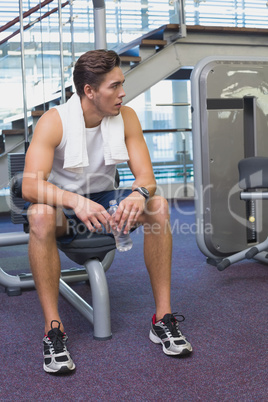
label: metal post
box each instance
[176,0,187,38]
[69,0,75,68]
[182,134,187,197]
[19,0,29,152]
[114,0,120,44]
[93,0,107,49]
[176,131,188,197]
[58,0,66,103]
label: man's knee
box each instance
[28,204,58,237]
[140,196,170,236]
[146,195,170,220]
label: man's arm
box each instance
[22,109,112,232]
[23,109,68,205]
[115,106,157,232]
[122,106,157,196]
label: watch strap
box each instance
[133,187,150,200]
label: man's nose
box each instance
[119,87,126,98]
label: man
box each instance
[22,49,192,374]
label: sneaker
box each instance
[43,320,76,374]
[149,313,192,356]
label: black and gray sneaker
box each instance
[149,313,192,356]
[43,320,76,374]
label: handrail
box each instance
[187,25,268,35]
[0,0,69,46]
[0,128,191,160]
[0,137,30,158]
[143,128,191,133]
[0,0,54,33]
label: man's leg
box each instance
[98,190,172,317]
[140,195,193,356]
[28,203,67,334]
[28,203,76,373]
[142,196,172,321]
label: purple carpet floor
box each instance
[0,201,267,401]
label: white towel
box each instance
[63,93,129,173]
[101,113,129,166]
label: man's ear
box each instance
[84,84,94,99]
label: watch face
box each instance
[141,187,149,196]
[134,187,149,199]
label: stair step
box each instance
[66,91,74,99]
[146,24,179,40]
[117,23,178,57]
[140,39,167,47]
[2,127,32,136]
[120,55,142,63]
[165,24,179,30]
[31,110,45,117]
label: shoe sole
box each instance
[43,363,76,374]
[149,330,192,356]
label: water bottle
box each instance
[108,200,133,252]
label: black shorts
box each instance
[24,188,133,244]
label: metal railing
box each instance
[0,0,182,134]
[118,128,193,194]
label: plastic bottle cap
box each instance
[109,199,117,206]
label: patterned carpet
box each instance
[0,200,267,401]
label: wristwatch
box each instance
[133,186,150,200]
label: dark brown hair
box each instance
[73,49,121,97]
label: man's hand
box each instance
[74,196,113,233]
[113,192,146,234]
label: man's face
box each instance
[91,67,126,117]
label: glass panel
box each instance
[0,0,181,137]
[120,79,193,187]
[185,0,268,28]
[0,1,79,132]
[0,41,24,129]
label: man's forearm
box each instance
[22,178,80,211]
[132,175,157,198]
